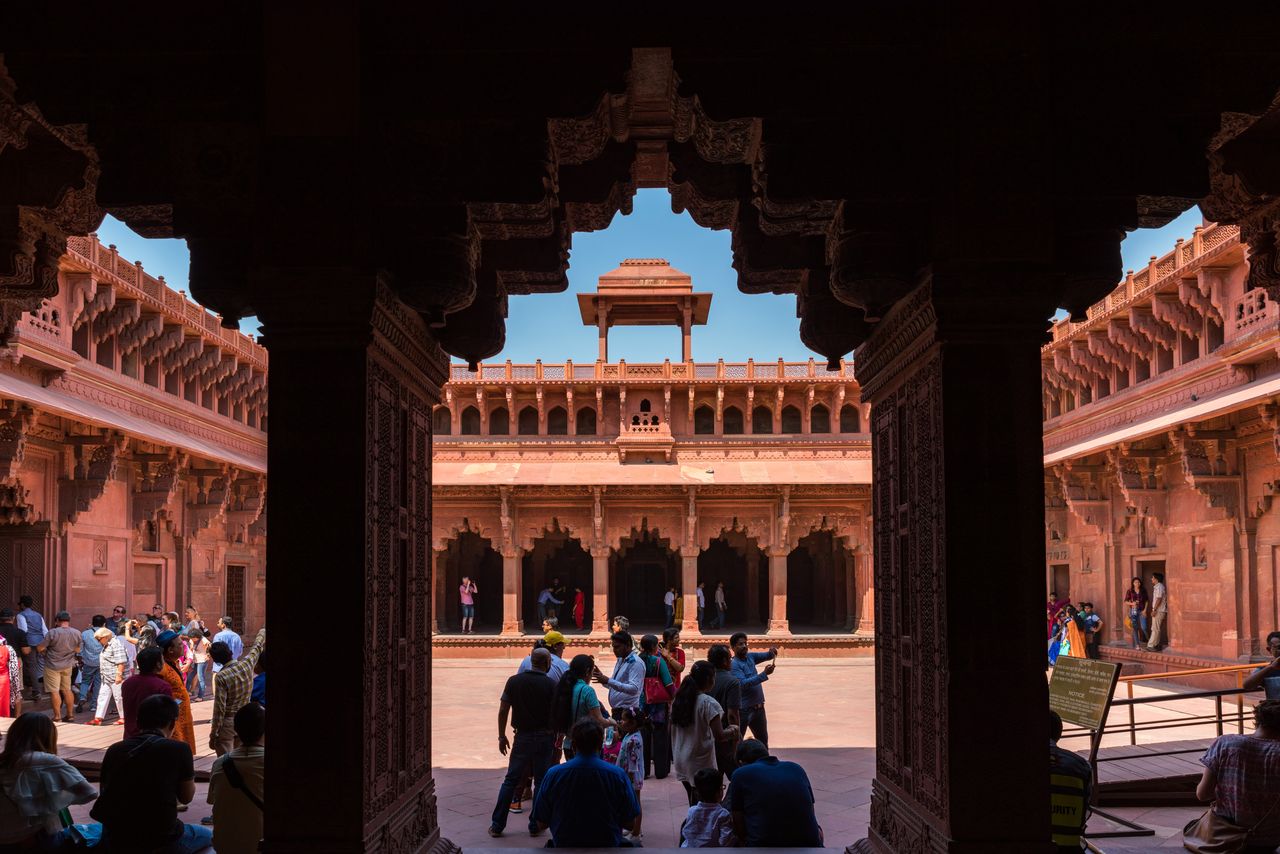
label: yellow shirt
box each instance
[207,745,264,854]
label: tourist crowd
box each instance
[0,595,266,853]
[487,618,823,847]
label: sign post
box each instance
[1049,657,1153,840]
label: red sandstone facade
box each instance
[0,234,266,631]
[431,260,873,648]
[1042,220,1280,666]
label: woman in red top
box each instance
[572,587,585,631]
[660,627,686,691]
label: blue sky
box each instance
[95,192,1206,362]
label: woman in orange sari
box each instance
[155,630,196,753]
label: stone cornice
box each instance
[371,281,448,400]
[854,281,937,401]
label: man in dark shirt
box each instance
[489,648,558,838]
[708,644,742,776]
[532,718,639,847]
[121,647,173,737]
[92,693,213,853]
[1049,709,1091,851]
[728,739,823,847]
[0,609,28,716]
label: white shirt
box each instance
[604,652,644,711]
[696,588,706,607]
[715,587,726,607]
[1152,581,1168,614]
[664,591,676,607]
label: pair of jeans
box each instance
[101,823,212,854]
[697,606,704,628]
[1129,610,1147,647]
[186,660,207,700]
[78,665,100,711]
[742,705,769,749]
[491,731,556,832]
[642,721,671,779]
[664,605,674,628]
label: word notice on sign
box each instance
[1048,656,1121,731]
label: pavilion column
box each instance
[432,549,447,634]
[844,551,858,632]
[259,274,450,853]
[501,546,524,636]
[857,270,1052,853]
[765,546,790,636]
[680,549,701,635]
[833,542,848,628]
[745,549,760,627]
[591,546,611,633]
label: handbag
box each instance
[642,656,673,705]
[1184,796,1280,853]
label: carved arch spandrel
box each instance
[432,509,501,552]
[786,508,863,551]
[517,507,593,552]
[605,509,683,555]
[697,512,774,552]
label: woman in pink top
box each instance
[459,576,478,634]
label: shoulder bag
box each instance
[1183,793,1280,853]
[643,655,673,705]
[221,756,264,811]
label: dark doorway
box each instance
[787,532,845,632]
[442,532,502,633]
[522,531,592,632]
[610,536,678,627]
[225,564,246,631]
[697,537,767,631]
[1137,558,1168,647]
[1050,564,1070,605]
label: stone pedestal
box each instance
[591,547,611,633]
[857,274,1052,853]
[501,547,524,636]
[681,551,701,634]
[766,547,790,635]
[260,276,452,853]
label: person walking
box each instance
[664,588,677,629]
[76,614,106,715]
[88,627,127,726]
[37,612,79,723]
[671,660,738,806]
[572,587,585,631]
[0,713,97,849]
[729,633,776,749]
[1123,577,1150,649]
[14,597,44,702]
[210,628,266,756]
[1146,572,1168,651]
[212,616,244,671]
[157,631,197,754]
[638,634,674,779]
[696,582,706,630]
[487,648,558,838]
[207,702,265,854]
[459,576,478,634]
[186,627,211,701]
[537,587,563,622]
[550,577,568,619]
[714,582,727,630]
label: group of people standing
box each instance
[1046,573,1169,666]
[488,619,822,847]
[1122,573,1168,651]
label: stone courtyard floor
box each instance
[433,657,1226,851]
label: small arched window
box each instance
[460,406,481,435]
[781,405,802,433]
[839,404,861,433]
[640,399,652,412]
[518,406,538,435]
[752,406,773,434]
[723,406,744,434]
[490,406,510,435]
[576,407,597,435]
[632,414,641,426]
[810,404,830,434]
[432,407,452,436]
[694,405,715,435]
[547,406,568,435]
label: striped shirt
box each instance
[211,629,265,736]
[98,636,128,670]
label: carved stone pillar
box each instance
[845,551,858,632]
[855,550,875,634]
[259,275,450,853]
[745,549,760,626]
[501,546,524,636]
[591,546,611,634]
[765,546,790,636]
[1232,519,1259,660]
[680,550,701,635]
[432,549,447,634]
[857,272,1053,853]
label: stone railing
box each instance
[449,357,851,383]
[1233,289,1278,336]
[63,234,268,370]
[1046,221,1240,346]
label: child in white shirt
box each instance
[681,767,735,847]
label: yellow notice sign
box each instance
[1048,657,1121,731]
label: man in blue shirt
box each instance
[593,631,644,715]
[212,616,243,673]
[532,718,639,847]
[536,588,563,622]
[728,739,822,847]
[15,595,45,701]
[77,614,107,714]
[729,632,777,748]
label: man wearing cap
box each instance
[90,626,127,726]
[37,611,80,723]
[519,632,569,684]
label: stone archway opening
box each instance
[611,526,679,628]
[786,529,854,634]
[520,524,592,632]
[697,532,767,632]
[439,531,502,634]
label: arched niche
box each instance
[576,407,596,435]
[694,404,714,435]
[490,406,510,435]
[547,406,568,435]
[439,530,502,633]
[521,525,592,632]
[460,405,481,435]
[839,403,860,433]
[780,405,801,433]
[810,403,830,433]
[517,406,538,435]
[752,406,773,434]
[432,406,452,436]
[723,405,744,434]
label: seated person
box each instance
[531,718,639,847]
[1243,631,1280,699]
[208,701,266,854]
[681,767,734,848]
[120,647,173,737]
[91,693,212,854]
[1189,699,1280,853]
[1049,709,1092,852]
[727,739,822,847]
[0,713,96,849]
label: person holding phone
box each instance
[459,576,478,634]
[729,633,777,749]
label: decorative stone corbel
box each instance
[59,430,127,529]
[188,465,234,536]
[133,449,188,531]
[1169,427,1242,522]
[1053,462,1110,535]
